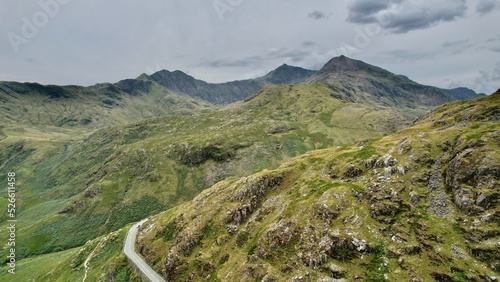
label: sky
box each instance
[0,0,499,94]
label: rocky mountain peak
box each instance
[261,64,316,84]
[306,55,391,84]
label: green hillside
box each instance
[0,57,489,281]
[0,82,421,260]
[0,80,213,130]
[135,92,500,281]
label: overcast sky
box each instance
[1,0,499,93]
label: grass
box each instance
[0,227,140,282]
[2,82,492,280]
[0,248,79,282]
[133,92,500,281]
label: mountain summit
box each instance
[307,55,479,109]
[308,55,384,80]
[260,63,316,84]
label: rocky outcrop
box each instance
[343,164,363,178]
[445,144,500,215]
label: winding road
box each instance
[124,219,166,282]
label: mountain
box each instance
[307,55,482,109]
[0,56,490,281]
[147,64,316,105]
[259,63,317,84]
[0,80,213,130]
[442,87,486,100]
[0,57,486,260]
[0,65,494,282]
[0,82,416,260]
[148,70,264,105]
[134,92,500,281]
[0,64,315,132]
[0,56,483,131]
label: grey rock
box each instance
[384,167,393,178]
[343,164,363,178]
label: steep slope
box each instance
[137,92,500,281]
[0,83,414,259]
[148,70,263,105]
[0,80,213,129]
[307,56,481,109]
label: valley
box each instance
[0,56,493,281]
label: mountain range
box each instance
[0,56,495,282]
[0,56,481,130]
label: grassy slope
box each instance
[137,93,500,281]
[0,81,213,129]
[0,83,422,260]
[0,227,141,282]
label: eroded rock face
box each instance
[343,164,363,178]
[445,147,500,215]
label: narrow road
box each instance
[124,219,166,282]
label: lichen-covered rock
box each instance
[375,154,398,167]
[445,147,500,215]
[343,164,363,178]
[230,174,284,202]
[256,220,301,259]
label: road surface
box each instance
[124,219,166,282]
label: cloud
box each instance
[490,46,500,53]
[346,1,400,24]
[476,0,498,15]
[376,48,437,62]
[205,47,311,68]
[442,39,469,48]
[308,10,328,20]
[484,34,500,53]
[475,62,500,93]
[442,39,472,54]
[346,0,468,33]
[301,41,316,47]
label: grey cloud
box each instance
[346,0,400,24]
[475,62,500,93]
[486,35,500,42]
[490,46,500,53]
[442,39,469,47]
[347,0,468,33]
[477,0,497,15]
[377,49,437,62]
[207,58,255,68]
[206,48,310,68]
[301,41,316,47]
[442,39,473,54]
[308,10,328,20]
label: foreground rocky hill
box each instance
[137,91,500,281]
[1,82,415,259]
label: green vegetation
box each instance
[0,61,492,281]
[1,82,418,260]
[0,228,140,282]
[135,93,499,281]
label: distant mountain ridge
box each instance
[307,55,482,108]
[146,64,315,104]
[0,56,483,129]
